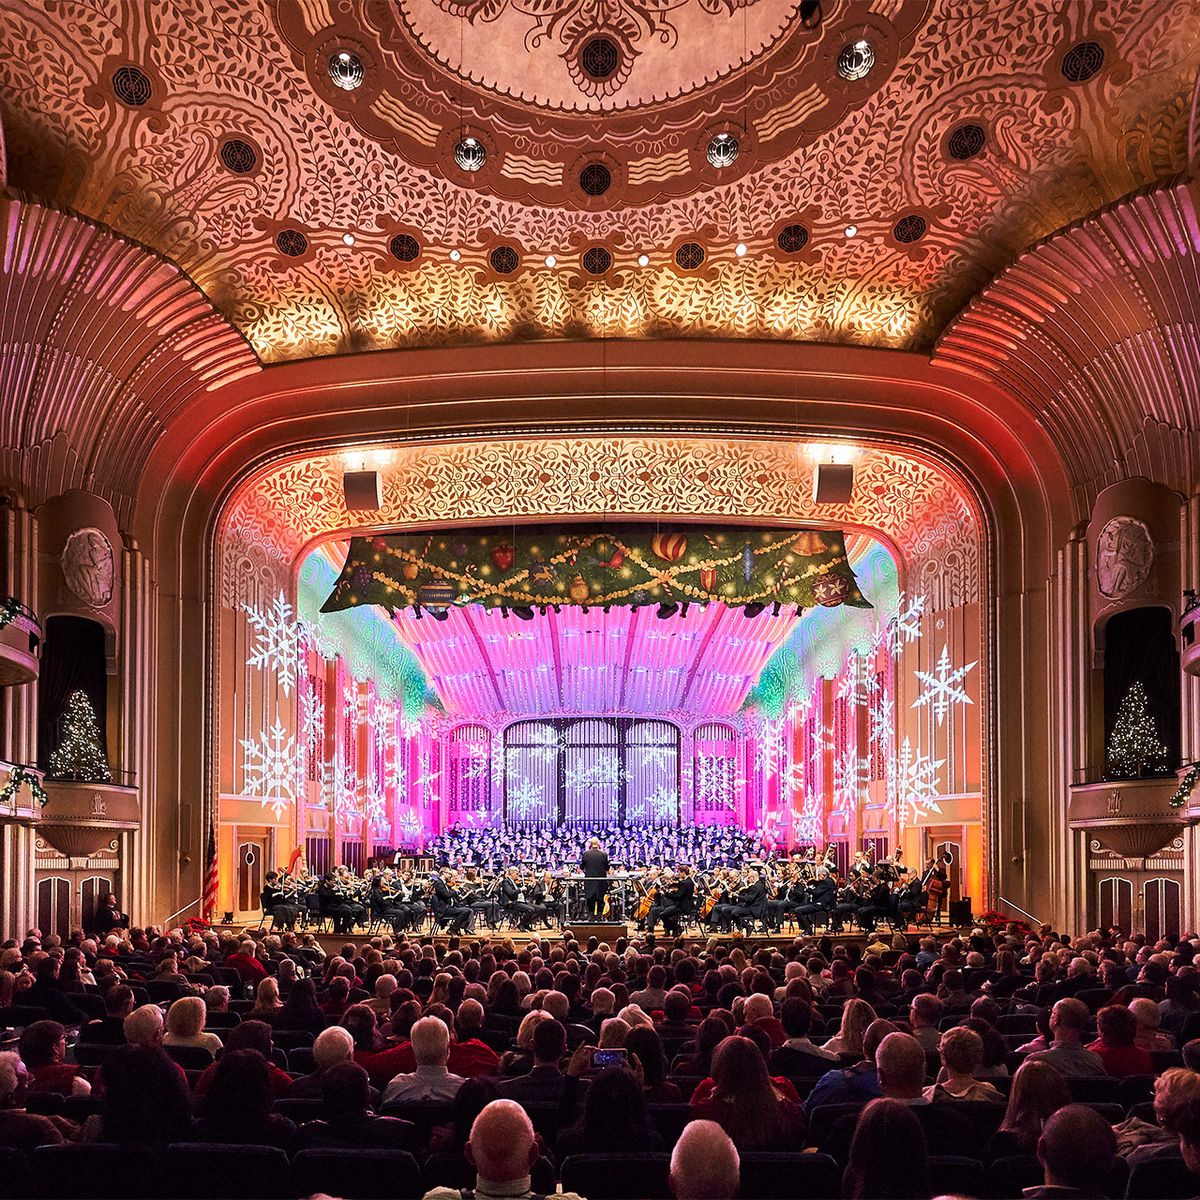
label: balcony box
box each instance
[1068,775,1189,859]
[0,761,46,823]
[39,780,140,858]
[0,599,40,687]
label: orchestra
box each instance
[256,846,954,937]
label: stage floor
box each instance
[216,919,966,955]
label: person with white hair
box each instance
[163,996,223,1057]
[423,1098,583,1200]
[0,1051,67,1150]
[1129,996,1175,1051]
[123,1004,165,1048]
[382,1015,465,1104]
[288,1026,377,1101]
[366,973,397,1018]
[540,990,570,1022]
[670,1119,740,1200]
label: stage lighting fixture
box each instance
[500,606,510,618]
[813,461,854,504]
[513,606,535,620]
[342,468,382,511]
[681,602,690,617]
[657,601,679,619]
[743,602,766,618]
[771,601,781,616]
[431,608,449,622]
[414,606,423,619]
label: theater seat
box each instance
[647,1102,692,1147]
[560,1152,672,1200]
[928,1155,985,1196]
[291,1148,422,1199]
[164,1044,216,1070]
[33,1143,161,1199]
[989,1155,1042,1199]
[0,1147,32,1200]
[1125,1154,1197,1200]
[738,1151,840,1199]
[164,1143,291,1199]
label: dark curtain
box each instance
[37,616,108,769]
[1103,606,1180,772]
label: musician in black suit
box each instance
[896,872,926,929]
[858,876,894,933]
[499,868,537,931]
[794,870,838,935]
[647,866,694,936]
[431,870,474,934]
[318,873,364,934]
[580,837,610,919]
[829,877,861,934]
[261,871,299,930]
[728,868,768,930]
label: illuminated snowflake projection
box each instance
[365,776,389,837]
[385,749,407,795]
[627,786,679,824]
[244,592,305,695]
[342,685,366,723]
[396,808,423,843]
[634,743,677,773]
[240,721,302,816]
[298,615,338,662]
[507,779,545,821]
[838,657,879,708]
[753,720,788,782]
[833,748,871,815]
[885,591,926,654]
[565,756,624,791]
[695,755,737,811]
[912,644,976,727]
[461,752,491,781]
[889,737,944,823]
[414,752,441,804]
[869,690,895,747]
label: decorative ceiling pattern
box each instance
[218,436,980,614]
[1,0,1194,359]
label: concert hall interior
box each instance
[0,0,1199,945]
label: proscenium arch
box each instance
[130,338,1069,927]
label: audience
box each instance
[1028,1104,1117,1199]
[691,1035,806,1150]
[1025,998,1107,1077]
[985,1059,1071,1160]
[163,996,222,1058]
[669,1120,740,1200]
[382,1014,466,1103]
[925,1026,1003,1101]
[842,1098,929,1200]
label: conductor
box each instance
[581,837,610,919]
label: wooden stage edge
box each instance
[213,921,971,956]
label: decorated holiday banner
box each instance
[321,524,870,614]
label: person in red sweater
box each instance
[193,1020,292,1100]
[451,1000,501,1077]
[18,1022,90,1098]
[1087,1004,1154,1077]
[224,940,267,985]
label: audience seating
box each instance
[378,1101,455,1150]
[163,1044,216,1070]
[32,1144,160,1200]
[927,1155,985,1196]
[560,1152,673,1200]
[164,1143,292,1200]
[0,1146,33,1200]
[289,1148,422,1199]
[1124,1154,1194,1199]
[738,1151,840,1199]
[989,1155,1043,1199]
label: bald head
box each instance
[467,1099,539,1183]
[671,1120,740,1200]
[875,1031,927,1099]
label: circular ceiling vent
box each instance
[706,132,740,168]
[580,36,620,80]
[578,162,612,197]
[328,50,365,91]
[893,214,927,244]
[776,224,810,254]
[111,65,152,107]
[675,242,705,270]
[219,138,258,174]
[275,229,309,257]
[946,122,986,161]
[836,40,875,82]
[582,246,612,275]
[389,233,420,263]
[454,136,487,172]
[489,245,520,274]
[1061,41,1104,83]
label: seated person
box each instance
[163,996,223,1059]
[1028,1104,1117,1199]
[925,1026,1004,1102]
[18,1021,90,1098]
[298,1062,414,1149]
[382,1015,465,1104]
[0,1051,70,1150]
[669,1119,740,1200]
[1086,1005,1154,1077]
[78,984,135,1044]
[769,997,839,1076]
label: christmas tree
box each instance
[48,689,111,782]
[1106,680,1169,780]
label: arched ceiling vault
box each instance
[0,0,1197,359]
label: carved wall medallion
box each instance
[1096,516,1154,598]
[60,528,114,608]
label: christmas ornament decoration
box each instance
[1106,680,1169,780]
[323,523,867,614]
[47,690,111,782]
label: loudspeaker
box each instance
[564,922,628,944]
[813,462,854,504]
[342,469,382,511]
[948,898,972,926]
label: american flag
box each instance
[202,810,218,920]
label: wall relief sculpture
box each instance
[60,528,115,608]
[1096,516,1154,598]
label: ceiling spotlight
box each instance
[657,601,679,620]
[742,602,767,619]
[454,136,487,172]
[544,254,557,267]
[706,132,740,168]
[414,606,423,620]
[837,39,875,82]
[637,253,650,267]
[680,602,690,618]
[342,232,356,246]
[431,608,449,622]
[735,242,748,257]
[328,50,365,91]
[771,601,782,616]
[844,224,858,237]
[449,249,461,262]
[500,605,510,619]
[512,606,535,621]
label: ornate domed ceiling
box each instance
[0,0,1197,360]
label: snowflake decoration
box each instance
[565,756,624,791]
[396,809,423,844]
[695,755,736,810]
[385,749,407,794]
[627,786,679,824]
[298,615,338,662]
[365,776,390,837]
[461,752,491,781]
[869,693,895,747]
[507,779,545,820]
[838,656,879,708]
[833,748,870,814]
[342,685,366,722]
[633,743,676,773]
[240,721,302,816]
[889,737,944,823]
[753,720,787,780]
[243,592,305,695]
[886,591,926,654]
[912,644,976,726]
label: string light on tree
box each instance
[48,690,111,783]
[1106,680,1169,780]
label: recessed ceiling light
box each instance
[328,50,364,91]
[637,253,650,267]
[342,232,356,246]
[544,254,557,267]
[844,224,858,237]
[706,132,740,168]
[454,136,487,172]
[735,242,748,257]
[449,249,462,262]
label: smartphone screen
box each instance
[592,1048,628,1069]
